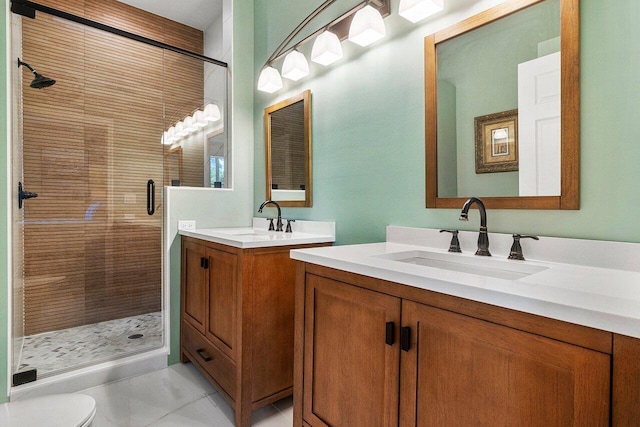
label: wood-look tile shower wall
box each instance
[20,0,204,334]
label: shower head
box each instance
[18,58,56,89]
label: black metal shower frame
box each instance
[10,0,228,68]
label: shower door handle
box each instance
[18,182,38,209]
[147,179,155,216]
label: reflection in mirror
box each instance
[164,146,183,187]
[426,0,580,210]
[162,50,230,188]
[265,90,312,207]
[206,128,229,188]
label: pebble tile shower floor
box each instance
[18,312,163,377]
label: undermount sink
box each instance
[375,250,548,280]
[214,229,271,237]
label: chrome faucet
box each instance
[459,197,491,256]
[258,200,283,232]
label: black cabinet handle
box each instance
[203,258,209,269]
[196,348,212,362]
[385,322,395,346]
[400,326,411,352]
[146,179,155,215]
[200,257,205,268]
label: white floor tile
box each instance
[80,362,293,427]
[149,396,231,427]
[252,404,291,427]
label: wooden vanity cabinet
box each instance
[181,236,330,427]
[400,300,609,426]
[302,274,401,427]
[295,263,639,427]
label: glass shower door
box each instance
[12,10,165,380]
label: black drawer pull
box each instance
[385,322,395,346]
[400,326,411,352]
[196,348,212,362]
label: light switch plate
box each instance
[178,220,196,231]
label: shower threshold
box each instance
[17,312,163,379]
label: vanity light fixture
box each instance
[256,0,389,93]
[311,30,343,66]
[161,104,224,144]
[282,50,310,81]
[348,4,386,46]
[399,0,444,23]
[258,66,284,93]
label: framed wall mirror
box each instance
[425,0,579,209]
[265,90,312,207]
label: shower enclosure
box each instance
[10,1,228,383]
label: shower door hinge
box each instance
[13,368,37,386]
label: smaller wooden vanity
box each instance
[180,223,333,427]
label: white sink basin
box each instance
[376,250,548,280]
[212,228,271,237]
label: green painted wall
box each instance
[0,0,8,405]
[254,0,640,246]
[436,80,457,197]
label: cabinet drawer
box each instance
[183,321,236,398]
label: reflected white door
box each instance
[518,52,561,196]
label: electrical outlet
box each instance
[178,220,196,231]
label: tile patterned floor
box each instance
[18,312,163,377]
[80,363,293,426]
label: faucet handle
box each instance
[440,229,462,253]
[508,234,539,261]
[285,219,296,233]
[266,218,275,231]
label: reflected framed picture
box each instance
[474,109,518,173]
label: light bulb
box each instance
[175,121,188,137]
[203,103,222,122]
[399,0,444,23]
[282,50,310,81]
[257,66,283,93]
[193,110,207,128]
[348,5,386,47]
[183,116,197,133]
[311,30,343,66]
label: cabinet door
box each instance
[400,301,610,427]
[303,274,401,427]
[205,247,238,358]
[182,240,207,333]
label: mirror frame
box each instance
[265,90,312,207]
[425,0,580,210]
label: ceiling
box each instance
[117,0,223,31]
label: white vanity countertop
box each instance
[290,226,640,339]
[179,218,335,249]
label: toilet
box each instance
[0,394,96,427]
